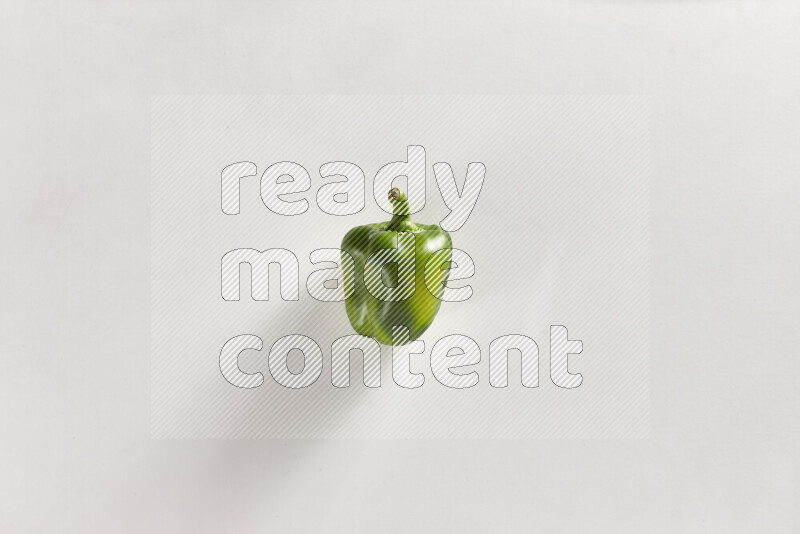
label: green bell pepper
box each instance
[341,188,452,345]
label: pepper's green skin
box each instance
[342,188,452,345]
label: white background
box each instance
[1,1,798,532]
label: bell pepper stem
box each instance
[385,188,418,232]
